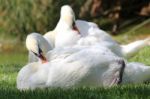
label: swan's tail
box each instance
[121,38,150,58]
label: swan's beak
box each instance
[38,53,48,64]
[73,21,80,34]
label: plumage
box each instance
[17,37,125,90]
[17,32,150,90]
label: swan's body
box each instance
[17,44,125,90]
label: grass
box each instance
[0,22,150,99]
[0,85,149,99]
[129,47,150,65]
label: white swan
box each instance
[17,35,150,90]
[44,5,150,59]
[26,33,52,63]
[17,40,125,90]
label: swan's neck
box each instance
[55,17,73,32]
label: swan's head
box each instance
[60,5,80,33]
[60,5,75,24]
[26,33,48,63]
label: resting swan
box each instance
[17,37,125,90]
[20,33,150,90]
[44,5,150,59]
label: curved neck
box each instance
[55,19,73,33]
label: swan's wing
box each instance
[76,20,121,57]
[75,20,98,37]
[76,20,117,45]
[28,64,49,89]
[17,62,45,90]
[102,59,125,87]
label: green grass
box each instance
[128,47,150,65]
[0,85,149,99]
[0,22,150,99]
[0,52,27,65]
